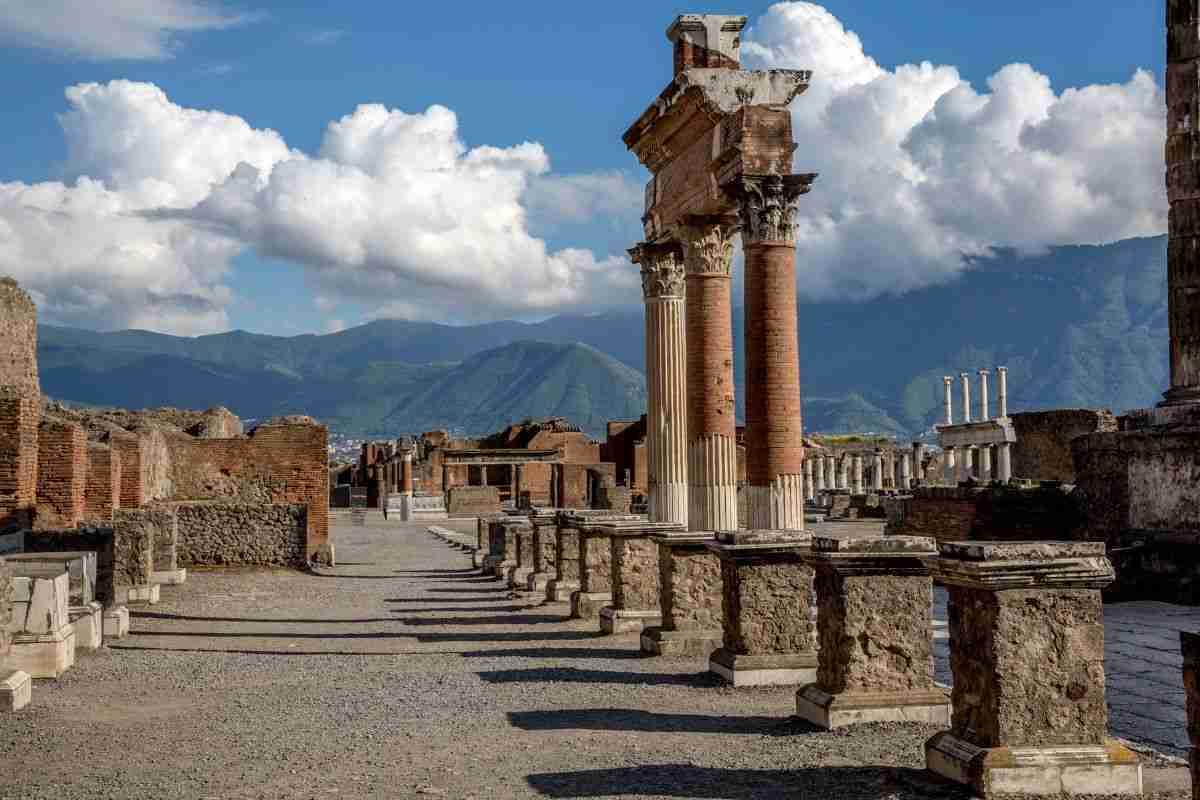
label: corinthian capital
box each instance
[723,173,816,246]
[629,242,685,299]
[676,217,736,277]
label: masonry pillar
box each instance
[726,175,812,531]
[838,455,849,491]
[960,373,972,424]
[679,218,738,532]
[872,450,884,492]
[851,454,863,495]
[978,369,991,421]
[814,456,825,493]
[978,445,993,482]
[997,366,1009,417]
[926,541,1141,796]
[825,455,835,493]
[944,447,957,485]
[803,458,815,501]
[943,376,954,425]
[1166,0,1200,407]
[797,535,948,729]
[900,452,912,490]
[912,442,926,483]
[480,465,488,488]
[401,450,413,496]
[996,442,1012,483]
[514,464,524,506]
[631,243,689,526]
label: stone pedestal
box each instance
[485,519,519,579]
[795,535,948,729]
[0,670,31,712]
[510,525,536,589]
[115,583,160,605]
[527,511,558,594]
[151,568,187,585]
[707,530,816,686]
[572,524,615,620]
[599,521,682,635]
[642,532,723,657]
[9,573,77,679]
[547,521,581,603]
[925,541,1142,797]
[70,601,104,651]
[103,606,130,639]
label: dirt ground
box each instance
[0,512,1188,800]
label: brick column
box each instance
[1166,0,1200,406]
[0,390,38,532]
[679,218,738,532]
[631,243,688,526]
[926,541,1141,796]
[36,418,87,530]
[726,175,811,530]
[84,442,120,523]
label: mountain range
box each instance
[36,235,1170,440]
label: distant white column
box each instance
[997,442,1013,482]
[804,457,815,501]
[944,447,957,484]
[959,447,973,483]
[900,452,912,490]
[997,366,1009,418]
[814,455,826,492]
[960,373,972,424]
[852,454,864,495]
[979,369,991,421]
[912,442,926,483]
[838,455,849,490]
[872,449,885,491]
[943,376,954,425]
[978,444,992,482]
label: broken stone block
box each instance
[6,551,96,606]
[0,670,31,712]
[547,518,581,603]
[526,510,558,593]
[509,524,536,589]
[102,606,129,640]
[70,601,103,651]
[795,535,949,729]
[707,530,817,686]
[926,541,1142,797]
[599,521,682,635]
[573,524,616,621]
[642,532,724,657]
[8,574,76,678]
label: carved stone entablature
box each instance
[629,242,686,299]
[723,174,816,246]
[676,217,736,277]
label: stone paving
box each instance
[932,589,1195,758]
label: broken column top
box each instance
[939,540,1105,562]
[667,14,747,74]
[933,540,1114,590]
[813,535,936,555]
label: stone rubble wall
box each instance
[112,508,165,588]
[886,486,1083,544]
[1011,409,1117,483]
[612,537,659,610]
[722,557,814,656]
[175,502,308,568]
[447,487,500,517]
[658,542,721,631]
[0,391,38,534]
[35,417,87,530]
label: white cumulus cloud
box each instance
[0,0,254,60]
[743,1,1166,300]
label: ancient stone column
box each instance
[526,509,557,593]
[912,442,926,483]
[926,541,1141,796]
[851,454,863,495]
[679,218,738,532]
[997,366,1009,417]
[480,465,488,488]
[726,175,812,531]
[838,455,850,491]
[546,514,581,603]
[804,458,815,500]
[943,376,954,425]
[825,455,836,493]
[996,442,1013,483]
[1166,0,1200,408]
[872,450,884,492]
[944,447,957,485]
[642,531,723,657]
[631,243,689,526]
[960,373,972,423]
[814,456,825,493]
[978,445,993,482]
[900,452,912,490]
[978,369,991,421]
[796,535,948,729]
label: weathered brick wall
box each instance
[1011,409,1118,482]
[35,417,87,530]
[170,418,329,559]
[529,430,600,464]
[84,442,121,523]
[135,425,178,501]
[447,487,500,517]
[596,486,632,512]
[521,462,553,506]
[0,390,38,532]
[889,486,1082,544]
[108,432,146,509]
[0,278,39,397]
[175,502,307,567]
[189,407,243,438]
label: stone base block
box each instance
[509,567,533,588]
[0,671,31,712]
[9,626,77,679]
[640,626,723,658]
[527,572,550,593]
[546,580,578,603]
[151,569,187,585]
[570,591,612,620]
[925,733,1142,797]
[708,648,817,687]
[472,551,484,568]
[115,584,160,605]
[70,602,104,652]
[103,606,130,639]
[795,684,950,729]
[599,607,660,635]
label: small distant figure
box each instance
[383,505,389,521]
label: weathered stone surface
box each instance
[0,558,11,658]
[111,508,159,589]
[658,536,721,632]
[940,540,1105,562]
[718,548,813,656]
[579,529,614,594]
[611,535,659,611]
[175,502,307,567]
[5,552,96,606]
[553,525,581,584]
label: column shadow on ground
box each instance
[484,668,720,689]
[385,597,511,604]
[507,708,808,734]
[397,614,566,626]
[394,568,477,575]
[413,631,603,643]
[457,646,645,660]
[389,605,531,614]
[132,611,398,624]
[427,587,510,593]
[525,765,967,799]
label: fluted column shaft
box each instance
[872,450,884,491]
[680,219,738,531]
[851,454,863,495]
[633,243,689,526]
[401,451,414,496]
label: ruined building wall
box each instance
[528,430,600,464]
[1011,410,1118,483]
[0,278,39,397]
[887,486,1083,544]
[0,391,38,532]
[84,443,121,523]
[522,462,554,506]
[169,418,329,559]
[35,417,87,530]
[107,433,146,509]
[447,487,500,517]
[174,502,307,567]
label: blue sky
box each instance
[0,1,1170,336]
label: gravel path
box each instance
[0,512,1188,799]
